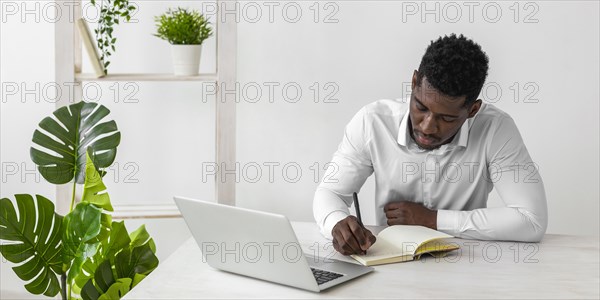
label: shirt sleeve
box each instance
[313,107,375,239]
[437,116,548,242]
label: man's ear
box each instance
[411,70,418,90]
[467,99,482,118]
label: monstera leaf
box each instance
[81,151,114,246]
[0,194,63,297]
[73,221,130,292]
[114,242,159,279]
[81,261,131,300]
[74,221,157,290]
[128,225,156,252]
[82,151,114,212]
[65,154,114,292]
[79,224,159,300]
[63,202,102,286]
[30,101,121,184]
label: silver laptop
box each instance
[174,196,374,292]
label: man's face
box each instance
[409,72,481,150]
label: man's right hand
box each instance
[331,216,376,255]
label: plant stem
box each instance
[69,181,76,212]
[61,274,67,300]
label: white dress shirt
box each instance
[313,99,548,242]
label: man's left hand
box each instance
[384,201,438,230]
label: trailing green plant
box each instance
[0,101,158,300]
[91,0,137,73]
[154,7,213,45]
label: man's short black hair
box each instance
[416,34,489,106]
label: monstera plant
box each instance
[0,101,158,300]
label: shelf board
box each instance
[111,204,182,219]
[75,73,218,82]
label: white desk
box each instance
[126,222,599,299]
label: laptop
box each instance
[174,196,374,292]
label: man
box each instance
[313,34,548,256]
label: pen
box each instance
[352,192,364,228]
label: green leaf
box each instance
[95,213,113,246]
[30,101,121,184]
[79,154,113,255]
[80,263,132,300]
[82,152,113,211]
[128,225,152,249]
[74,221,130,291]
[154,8,212,45]
[79,224,159,300]
[0,195,63,297]
[63,202,102,285]
[131,274,146,289]
[98,278,131,300]
[81,260,112,300]
[115,243,159,279]
[64,202,102,248]
[105,221,132,258]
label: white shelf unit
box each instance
[54,0,237,218]
[75,73,218,82]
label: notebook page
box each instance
[377,225,453,255]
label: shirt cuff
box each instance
[437,209,461,236]
[321,211,350,240]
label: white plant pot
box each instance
[171,44,202,76]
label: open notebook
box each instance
[350,225,459,266]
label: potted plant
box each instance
[154,7,213,76]
[0,101,159,300]
[90,0,137,74]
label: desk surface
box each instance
[126,222,599,299]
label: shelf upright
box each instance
[54,0,237,217]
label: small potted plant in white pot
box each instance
[154,7,213,76]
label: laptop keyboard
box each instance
[311,268,344,285]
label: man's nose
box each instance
[420,113,438,135]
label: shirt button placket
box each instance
[423,154,438,208]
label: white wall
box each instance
[1,0,599,296]
[236,1,599,236]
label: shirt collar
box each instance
[397,107,411,147]
[397,103,469,149]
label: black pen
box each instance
[352,192,364,228]
[353,192,369,255]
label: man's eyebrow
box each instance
[414,97,460,118]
